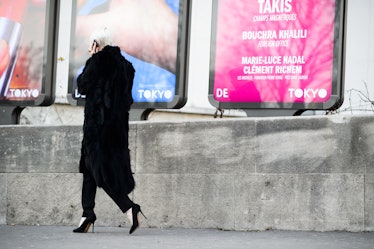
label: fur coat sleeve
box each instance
[78,46,135,195]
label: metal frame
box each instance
[67,0,191,110]
[0,0,60,106]
[208,0,347,111]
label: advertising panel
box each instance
[209,0,346,110]
[68,0,190,109]
[0,0,59,106]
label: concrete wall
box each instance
[1,115,374,232]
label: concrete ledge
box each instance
[0,115,373,231]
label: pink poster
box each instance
[211,0,338,105]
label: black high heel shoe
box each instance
[129,204,146,234]
[73,217,96,233]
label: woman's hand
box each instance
[88,40,100,56]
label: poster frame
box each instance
[67,0,191,110]
[208,0,347,111]
[0,0,60,107]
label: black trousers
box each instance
[81,171,134,218]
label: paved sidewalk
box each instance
[0,225,373,249]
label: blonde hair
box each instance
[89,27,113,48]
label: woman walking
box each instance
[73,28,144,234]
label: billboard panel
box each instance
[0,0,59,106]
[68,0,190,109]
[209,0,346,110]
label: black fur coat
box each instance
[78,45,135,195]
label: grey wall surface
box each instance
[0,115,373,232]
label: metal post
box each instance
[0,106,24,124]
